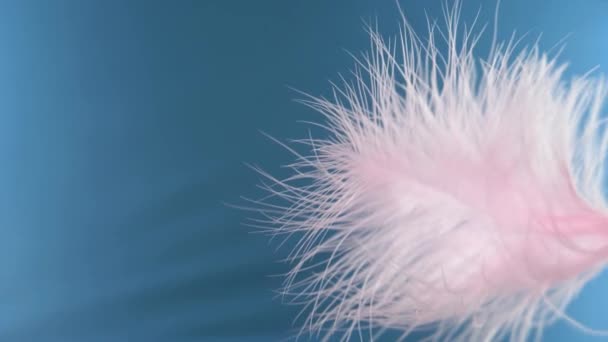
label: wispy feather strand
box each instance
[252,3,608,341]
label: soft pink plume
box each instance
[252,3,608,341]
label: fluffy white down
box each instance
[253,3,608,342]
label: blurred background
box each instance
[0,0,605,341]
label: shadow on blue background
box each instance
[0,0,605,341]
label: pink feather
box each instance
[253,3,608,341]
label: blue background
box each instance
[0,0,606,341]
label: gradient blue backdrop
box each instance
[0,1,606,341]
